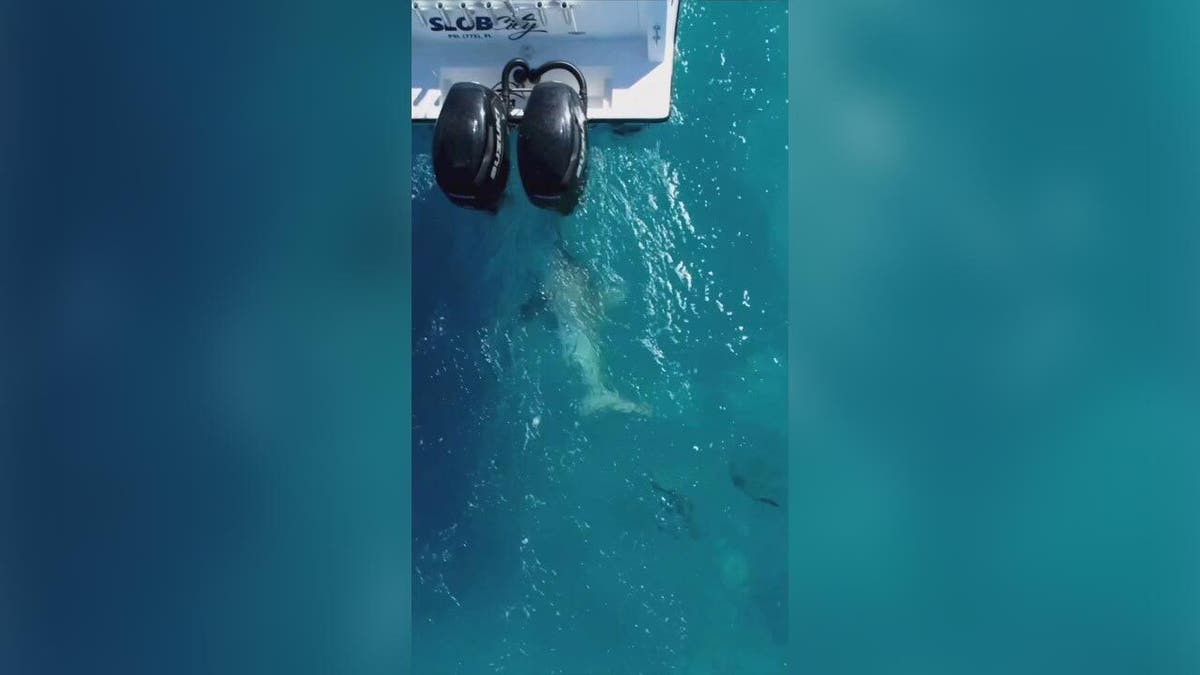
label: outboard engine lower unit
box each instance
[432,82,510,212]
[517,81,589,215]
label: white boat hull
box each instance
[412,0,681,122]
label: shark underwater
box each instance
[455,202,648,417]
[524,240,651,417]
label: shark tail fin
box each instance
[581,389,652,417]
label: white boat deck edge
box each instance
[412,0,680,122]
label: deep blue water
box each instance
[412,3,788,672]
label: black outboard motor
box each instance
[506,60,589,215]
[432,82,510,212]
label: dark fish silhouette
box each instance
[649,479,700,539]
[518,289,549,321]
[730,460,785,509]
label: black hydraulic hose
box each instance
[528,60,587,103]
[499,58,587,107]
[500,58,530,103]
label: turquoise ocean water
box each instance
[412,3,788,672]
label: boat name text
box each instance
[428,13,548,40]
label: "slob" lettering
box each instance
[428,16,495,32]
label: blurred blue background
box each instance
[790,2,1199,673]
[2,2,411,673]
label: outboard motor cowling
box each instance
[432,82,510,212]
[517,81,589,215]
